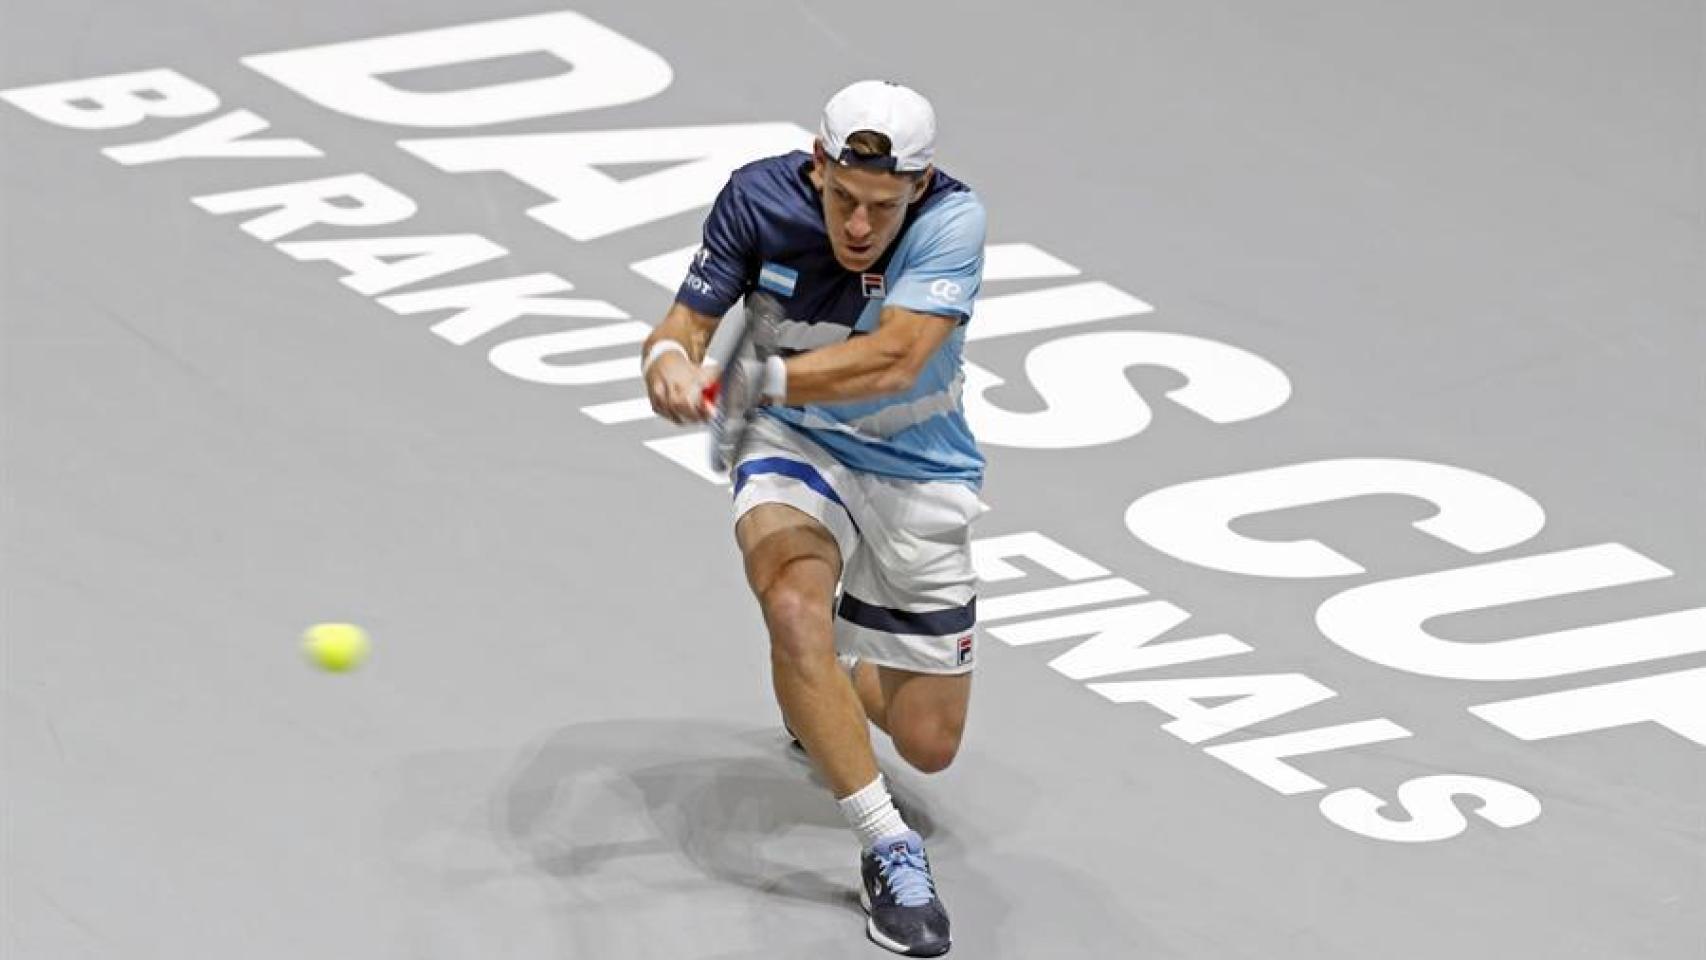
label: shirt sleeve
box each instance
[675,175,758,317]
[883,192,987,324]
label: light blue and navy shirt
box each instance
[676,151,987,488]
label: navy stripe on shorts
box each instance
[837,592,976,638]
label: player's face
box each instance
[815,154,930,272]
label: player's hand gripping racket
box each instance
[702,290,784,473]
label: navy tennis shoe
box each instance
[859,831,950,957]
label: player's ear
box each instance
[912,166,934,200]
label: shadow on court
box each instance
[474,718,1159,958]
[497,719,950,911]
[370,715,1167,957]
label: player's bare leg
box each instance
[736,503,878,797]
[854,665,971,775]
[849,659,889,732]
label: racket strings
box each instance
[709,290,785,472]
[710,336,761,472]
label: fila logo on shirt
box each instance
[861,273,886,298]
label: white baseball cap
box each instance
[819,80,937,173]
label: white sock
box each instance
[837,774,910,849]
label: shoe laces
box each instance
[878,846,936,908]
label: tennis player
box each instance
[641,80,986,957]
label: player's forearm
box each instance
[778,333,913,405]
[643,302,715,365]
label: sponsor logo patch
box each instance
[928,278,963,303]
[957,633,974,666]
[861,273,886,298]
[758,261,798,297]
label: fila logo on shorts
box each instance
[957,633,974,666]
[861,273,886,298]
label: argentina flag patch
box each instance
[758,262,798,297]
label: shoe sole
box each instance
[858,887,951,957]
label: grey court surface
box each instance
[3,2,1703,958]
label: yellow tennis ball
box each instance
[303,622,370,673]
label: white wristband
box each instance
[760,354,788,404]
[642,339,688,375]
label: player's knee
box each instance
[759,581,825,633]
[759,581,832,661]
[895,723,964,775]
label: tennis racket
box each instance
[703,290,784,474]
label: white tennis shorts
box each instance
[731,415,986,675]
